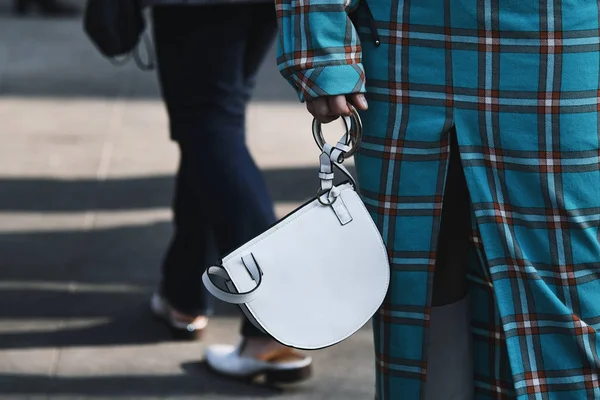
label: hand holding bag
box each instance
[203,107,390,350]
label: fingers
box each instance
[307,94,369,123]
[349,93,368,111]
[307,95,355,124]
[306,97,338,124]
[313,97,332,120]
[328,96,351,117]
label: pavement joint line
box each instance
[0,204,299,233]
[0,281,152,293]
[82,99,124,231]
[81,58,134,232]
[48,320,66,378]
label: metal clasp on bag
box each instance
[312,104,363,161]
[316,186,340,206]
[313,104,363,207]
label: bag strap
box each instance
[202,253,262,304]
[317,132,359,205]
[319,135,357,186]
[132,32,155,71]
[108,31,155,70]
[313,105,362,203]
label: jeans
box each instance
[152,3,277,337]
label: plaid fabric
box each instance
[275,0,366,101]
[143,0,270,7]
[277,0,600,399]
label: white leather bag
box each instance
[202,107,390,350]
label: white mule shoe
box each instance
[205,341,312,384]
[151,293,208,340]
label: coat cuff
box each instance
[285,64,366,102]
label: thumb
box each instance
[349,93,368,111]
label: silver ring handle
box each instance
[312,104,363,159]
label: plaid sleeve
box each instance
[275,0,366,102]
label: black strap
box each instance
[108,31,154,70]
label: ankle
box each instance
[170,308,207,323]
[240,337,285,358]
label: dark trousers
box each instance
[432,130,471,307]
[152,4,278,337]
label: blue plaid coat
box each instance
[143,0,269,7]
[276,0,600,399]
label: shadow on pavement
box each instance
[0,163,356,350]
[0,219,317,398]
[0,166,357,212]
[0,222,242,350]
[0,363,286,397]
[0,164,324,393]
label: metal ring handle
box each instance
[312,103,363,159]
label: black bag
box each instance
[83,0,154,69]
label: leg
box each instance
[453,2,600,395]
[160,146,216,317]
[208,2,278,250]
[152,5,255,319]
[431,131,471,307]
[197,4,312,381]
[357,12,474,391]
[153,4,284,343]
[229,2,278,339]
[241,4,278,98]
[424,131,474,400]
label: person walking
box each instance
[146,1,312,382]
[276,0,600,398]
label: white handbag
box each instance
[202,107,390,350]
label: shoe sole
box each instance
[170,325,204,341]
[205,361,313,385]
[151,309,205,341]
[265,364,313,384]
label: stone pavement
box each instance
[0,3,374,400]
